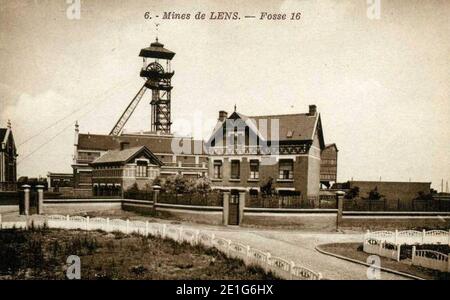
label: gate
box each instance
[228,191,240,225]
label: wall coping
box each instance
[155,202,223,212]
[343,211,450,216]
[244,207,338,214]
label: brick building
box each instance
[90,145,162,196]
[205,105,332,202]
[72,126,208,197]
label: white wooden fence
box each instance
[363,238,401,261]
[0,214,322,280]
[412,246,450,272]
[365,229,450,245]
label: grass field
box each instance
[0,227,278,280]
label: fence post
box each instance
[178,226,183,242]
[145,221,149,236]
[195,230,200,245]
[106,218,110,232]
[36,185,44,214]
[162,224,167,238]
[86,216,90,231]
[266,252,272,273]
[126,219,130,234]
[335,191,345,229]
[394,229,398,244]
[290,261,295,280]
[422,229,426,244]
[0,214,2,229]
[22,185,31,216]
[396,244,400,262]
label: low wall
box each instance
[43,199,122,214]
[122,199,155,215]
[155,203,224,225]
[341,211,450,230]
[242,208,338,231]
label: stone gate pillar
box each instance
[22,185,31,216]
[152,185,161,205]
[222,190,230,225]
[36,185,44,214]
[238,191,246,225]
[336,191,345,229]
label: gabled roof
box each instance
[0,128,17,153]
[206,110,324,146]
[0,129,7,143]
[77,133,204,155]
[324,143,338,151]
[91,146,163,166]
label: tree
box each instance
[261,177,274,196]
[366,186,384,201]
[345,186,360,200]
[195,177,212,195]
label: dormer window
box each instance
[286,130,294,138]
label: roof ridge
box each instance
[248,113,311,118]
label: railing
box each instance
[158,192,223,207]
[0,214,322,280]
[248,195,334,209]
[363,238,401,261]
[206,145,309,155]
[412,246,449,272]
[343,198,450,212]
[365,229,450,245]
[0,182,17,191]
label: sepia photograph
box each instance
[0,0,449,290]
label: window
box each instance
[213,160,222,179]
[231,160,240,179]
[279,160,293,180]
[136,161,148,177]
[249,160,259,179]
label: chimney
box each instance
[120,141,130,150]
[73,121,79,164]
[218,110,228,122]
[308,105,317,116]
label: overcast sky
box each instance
[0,0,449,190]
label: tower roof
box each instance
[139,39,175,60]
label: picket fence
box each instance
[363,238,400,261]
[412,246,450,273]
[0,214,322,280]
[365,229,450,245]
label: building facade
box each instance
[0,121,18,191]
[90,146,162,196]
[204,105,330,202]
[72,130,208,197]
[320,143,338,188]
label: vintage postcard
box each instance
[0,0,449,288]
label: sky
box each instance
[0,0,449,190]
